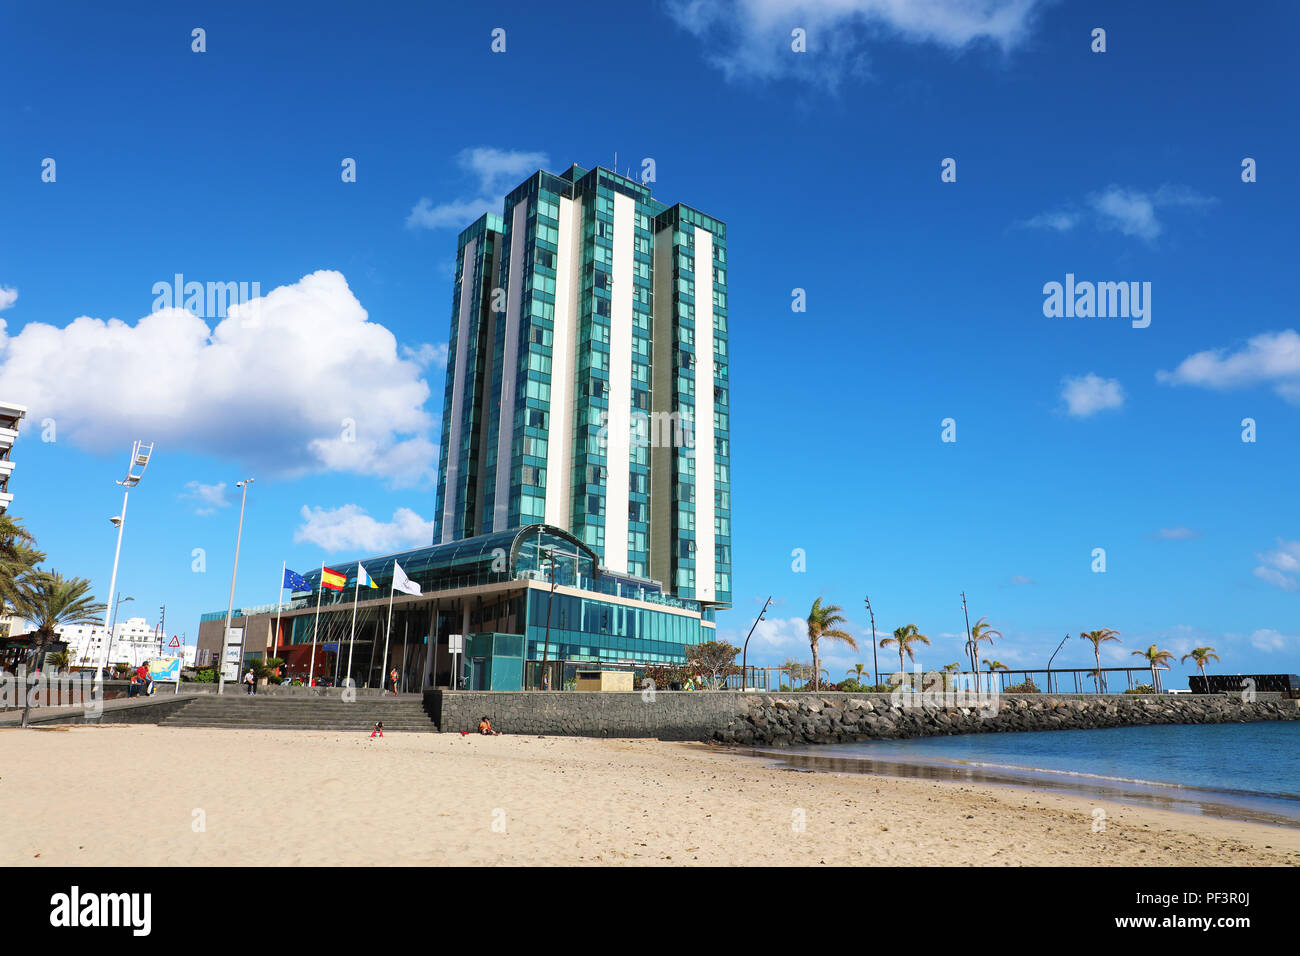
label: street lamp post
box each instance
[961,590,974,680]
[218,478,254,695]
[864,595,879,690]
[741,596,771,691]
[539,547,561,690]
[97,441,153,677]
[1046,634,1070,694]
[109,593,133,671]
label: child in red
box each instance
[369,721,383,738]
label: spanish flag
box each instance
[357,563,378,589]
[321,566,346,591]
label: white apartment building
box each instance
[0,401,27,514]
[59,616,170,667]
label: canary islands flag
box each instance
[320,566,346,591]
[357,563,378,589]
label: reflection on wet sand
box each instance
[742,748,1300,830]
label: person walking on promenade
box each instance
[389,667,399,696]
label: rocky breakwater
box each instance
[712,693,1300,746]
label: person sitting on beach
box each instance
[478,716,501,736]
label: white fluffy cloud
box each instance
[738,615,811,652]
[1248,629,1291,652]
[668,0,1045,87]
[294,504,434,554]
[0,286,17,311]
[1022,185,1215,243]
[1253,540,1300,593]
[1060,373,1124,418]
[181,481,229,515]
[1018,211,1080,232]
[1157,329,1300,403]
[0,270,438,487]
[407,147,549,231]
[400,342,448,368]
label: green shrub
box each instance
[1004,680,1041,693]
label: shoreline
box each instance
[5,725,1300,866]
[739,746,1300,831]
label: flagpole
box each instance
[346,564,360,686]
[273,561,285,663]
[381,563,396,695]
[309,562,323,687]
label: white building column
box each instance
[693,227,716,602]
[545,195,582,528]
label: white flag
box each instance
[392,561,421,596]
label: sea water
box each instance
[761,721,1300,827]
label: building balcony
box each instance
[0,401,26,432]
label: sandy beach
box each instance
[3,724,1298,866]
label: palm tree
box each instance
[1079,628,1121,692]
[44,650,71,670]
[982,659,1009,692]
[968,616,1002,674]
[880,624,931,676]
[0,514,44,613]
[941,661,961,690]
[806,597,858,692]
[845,662,869,688]
[1132,644,1176,693]
[14,572,106,728]
[1181,646,1220,687]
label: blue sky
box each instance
[1,0,1297,685]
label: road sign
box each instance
[168,635,180,648]
[448,634,463,654]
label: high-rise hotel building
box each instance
[198,165,730,692]
[433,164,731,607]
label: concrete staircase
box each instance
[159,693,438,732]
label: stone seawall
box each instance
[427,689,744,739]
[427,690,1298,743]
[718,692,1300,746]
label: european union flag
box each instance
[283,568,310,593]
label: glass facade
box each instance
[649,204,730,604]
[431,165,731,611]
[525,590,703,666]
[433,213,505,544]
[202,523,715,689]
